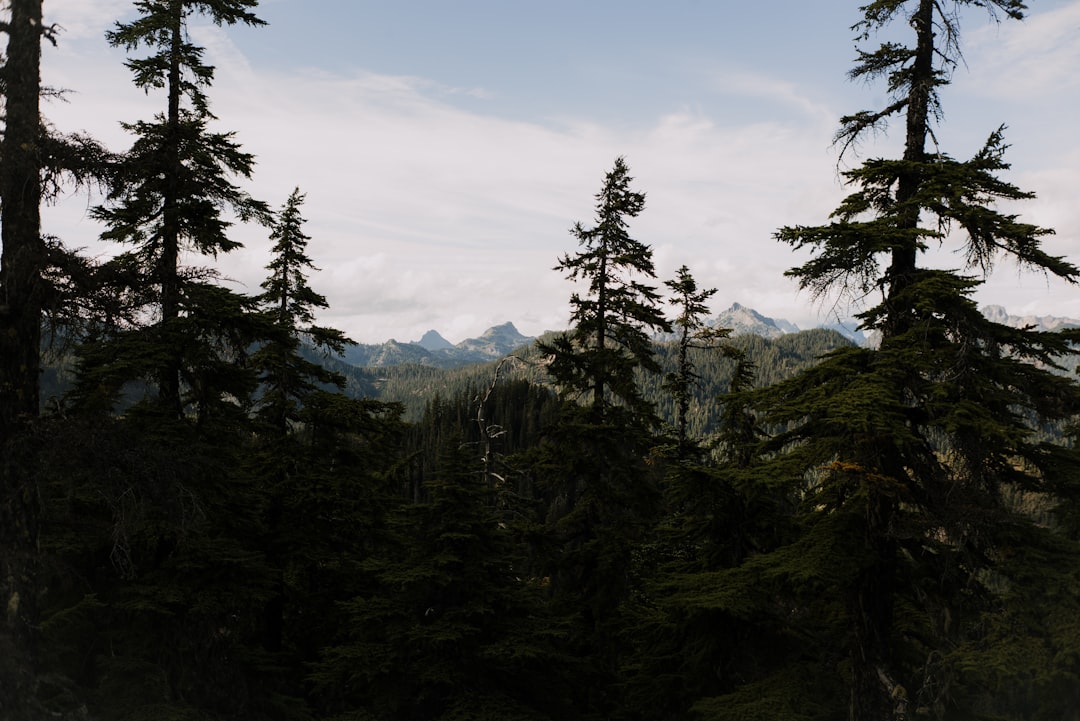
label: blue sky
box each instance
[40,0,1080,343]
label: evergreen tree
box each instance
[314,439,565,721]
[36,412,291,720]
[539,156,672,420]
[269,391,408,718]
[252,187,351,434]
[79,0,269,419]
[661,264,727,458]
[248,186,354,688]
[531,158,672,719]
[738,2,1080,719]
[619,276,775,721]
[33,5,293,717]
[0,0,46,427]
[0,4,47,715]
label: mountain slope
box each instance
[341,322,535,369]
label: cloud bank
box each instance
[39,1,1080,343]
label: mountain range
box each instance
[336,304,1079,369]
[341,321,535,369]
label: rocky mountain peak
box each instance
[416,329,454,351]
[714,303,799,339]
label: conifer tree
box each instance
[0,4,48,714]
[0,0,45,429]
[249,187,353,667]
[662,264,726,458]
[738,2,1080,719]
[252,187,351,434]
[38,4,288,717]
[314,440,564,721]
[532,157,672,718]
[540,156,672,420]
[80,0,269,419]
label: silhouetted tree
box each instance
[753,2,1080,719]
[540,156,672,420]
[79,0,269,419]
[0,4,47,715]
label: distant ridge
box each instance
[341,322,535,369]
[337,305,1080,369]
[981,305,1080,332]
[457,322,532,356]
[708,303,1080,346]
[713,302,798,340]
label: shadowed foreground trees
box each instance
[76,0,269,420]
[6,2,1080,720]
[738,1,1080,719]
[0,3,48,717]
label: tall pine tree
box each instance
[540,156,672,420]
[533,157,672,719]
[661,264,727,459]
[77,0,269,420]
[736,2,1080,719]
[0,3,46,716]
[252,187,351,435]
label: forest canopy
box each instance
[2,2,1079,721]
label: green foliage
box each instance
[81,0,270,418]
[13,4,1080,720]
[759,2,1080,719]
[540,156,672,420]
[313,440,566,721]
[37,414,285,720]
[252,188,352,434]
[662,265,729,458]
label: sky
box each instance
[37,0,1080,344]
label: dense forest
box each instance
[3,2,1080,720]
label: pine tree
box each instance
[314,439,565,721]
[252,187,351,435]
[80,0,269,419]
[0,0,45,428]
[35,5,293,717]
[661,264,728,459]
[744,2,1080,719]
[249,187,352,677]
[539,156,672,420]
[0,4,47,715]
[531,158,673,719]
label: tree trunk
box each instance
[0,1,44,715]
[884,0,933,341]
[0,0,44,426]
[849,5,935,718]
[159,0,184,417]
[849,490,903,721]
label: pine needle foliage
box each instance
[252,188,353,435]
[540,156,672,422]
[746,2,1080,719]
[312,440,565,721]
[82,0,270,418]
[661,264,729,459]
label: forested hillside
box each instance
[3,3,1080,721]
[339,328,852,424]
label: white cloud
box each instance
[32,28,891,342]
[45,0,131,41]
[37,1,1080,345]
[965,1,1080,100]
[705,69,838,127]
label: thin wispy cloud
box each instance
[965,1,1080,100]
[38,1,1080,343]
[706,69,838,127]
